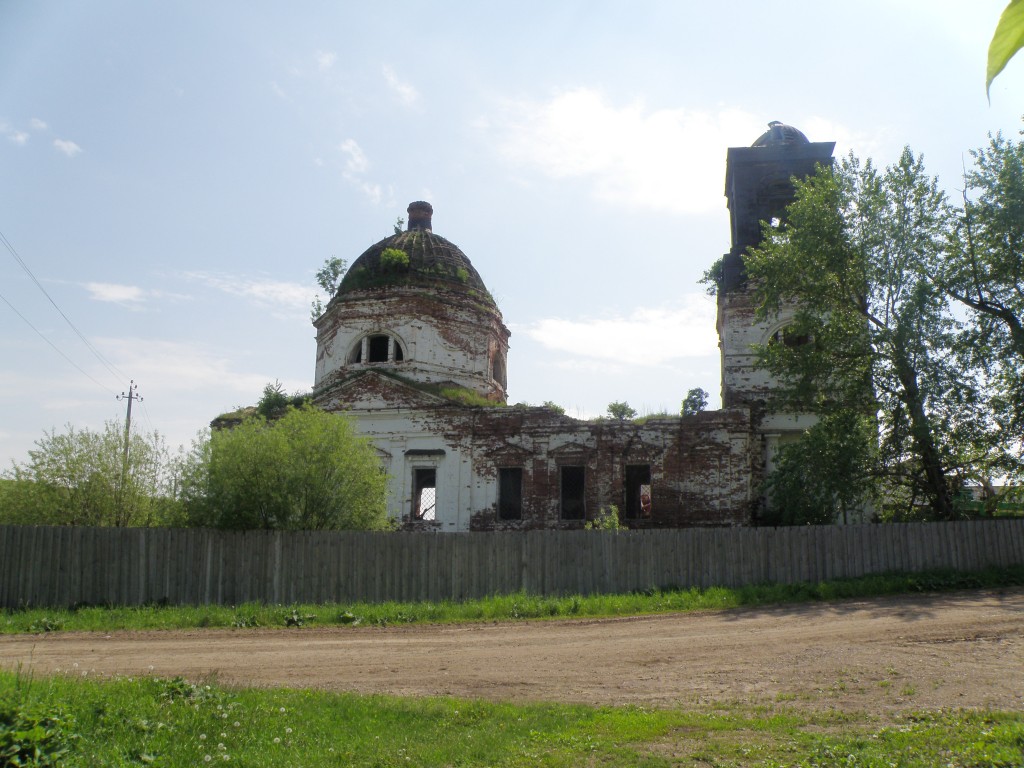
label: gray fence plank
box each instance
[2,521,1023,609]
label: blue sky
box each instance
[2,0,1023,466]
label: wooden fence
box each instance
[1,520,1022,609]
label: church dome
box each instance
[336,201,494,306]
[752,121,809,148]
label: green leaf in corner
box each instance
[987,0,1024,99]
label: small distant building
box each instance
[312,123,834,531]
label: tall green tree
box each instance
[1,421,178,526]
[183,405,389,531]
[944,130,1024,454]
[765,411,878,526]
[746,149,989,520]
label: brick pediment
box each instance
[315,370,448,411]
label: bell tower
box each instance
[716,122,835,408]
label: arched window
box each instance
[348,333,405,364]
[769,326,811,349]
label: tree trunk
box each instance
[893,345,954,519]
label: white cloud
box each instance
[53,138,82,157]
[85,282,147,304]
[30,118,47,131]
[357,182,383,204]
[270,80,288,100]
[338,138,383,204]
[339,138,369,174]
[97,337,288,397]
[383,65,419,106]
[315,50,337,71]
[1,122,28,145]
[485,89,858,215]
[184,271,308,310]
[520,295,718,366]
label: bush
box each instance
[183,405,389,531]
[0,692,75,767]
[585,505,623,531]
[380,247,409,271]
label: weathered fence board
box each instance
[1,521,1023,609]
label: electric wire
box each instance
[139,398,158,435]
[0,227,127,386]
[0,289,113,395]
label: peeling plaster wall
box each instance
[321,399,759,532]
[314,286,509,401]
[716,291,798,409]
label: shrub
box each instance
[380,247,409,271]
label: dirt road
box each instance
[2,590,1022,713]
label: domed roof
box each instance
[752,121,809,148]
[336,202,493,305]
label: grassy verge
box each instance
[1,670,1022,767]
[3,566,1022,635]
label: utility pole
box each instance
[116,381,142,524]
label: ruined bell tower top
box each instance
[718,122,835,293]
[751,121,810,148]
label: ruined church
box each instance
[312,122,835,531]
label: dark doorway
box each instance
[625,464,652,519]
[560,465,585,520]
[498,467,522,520]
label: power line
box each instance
[0,290,113,395]
[0,227,126,385]
[138,397,160,436]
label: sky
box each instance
[2,0,1023,467]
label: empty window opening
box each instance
[498,467,523,520]
[368,334,390,362]
[625,464,652,519]
[770,327,811,348]
[349,334,405,364]
[560,465,585,520]
[413,468,436,521]
[491,352,507,389]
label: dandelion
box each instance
[222,756,230,762]
[233,722,240,728]
[220,733,227,739]
[279,707,286,713]
[273,737,281,744]
[204,756,212,763]
[285,727,293,734]
[218,743,226,751]
[199,734,207,741]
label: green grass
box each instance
[1,670,1022,767]
[3,567,1024,765]
[3,565,1023,635]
